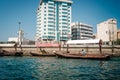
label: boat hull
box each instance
[0,50,23,56]
[30,52,55,57]
[55,53,110,60]
[0,52,23,56]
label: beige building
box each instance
[97,18,117,42]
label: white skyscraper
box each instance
[36,0,72,42]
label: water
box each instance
[0,56,120,80]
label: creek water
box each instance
[0,56,120,80]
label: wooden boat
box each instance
[55,53,110,60]
[30,52,55,57]
[0,50,23,56]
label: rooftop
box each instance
[40,0,73,4]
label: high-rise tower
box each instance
[36,0,72,42]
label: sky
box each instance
[0,0,120,41]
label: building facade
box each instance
[36,0,72,42]
[97,18,117,42]
[71,22,93,40]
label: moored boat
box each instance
[30,52,56,57]
[0,50,23,56]
[55,53,110,60]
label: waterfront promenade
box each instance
[0,44,120,56]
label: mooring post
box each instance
[99,39,102,54]
[66,44,69,53]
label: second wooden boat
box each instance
[55,53,110,60]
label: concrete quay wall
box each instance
[0,45,120,56]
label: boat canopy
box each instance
[66,39,100,44]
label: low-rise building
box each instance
[97,18,117,42]
[8,37,35,45]
[71,22,93,40]
[8,37,18,43]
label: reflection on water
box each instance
[0,57,120,80]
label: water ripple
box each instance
[0,57,120,80]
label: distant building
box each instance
[8,37,18,42]
[71,22,93,40]
[8,37,35,45]
[36,0,73,42]
[97,18,117,42]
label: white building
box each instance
[8,37,35,45]
[36,0,72,42]
[8,37,18,42]
[71,22,93,40]
[97,18,117,42]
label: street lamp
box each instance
[18,22,21,30]
[112,19,114,53]
[108,19,114,53]
[109,30,111,45]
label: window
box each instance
[62,12,67,14]
[48,10,54,12]
[48,14,54,16]
[62,26,67,28]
